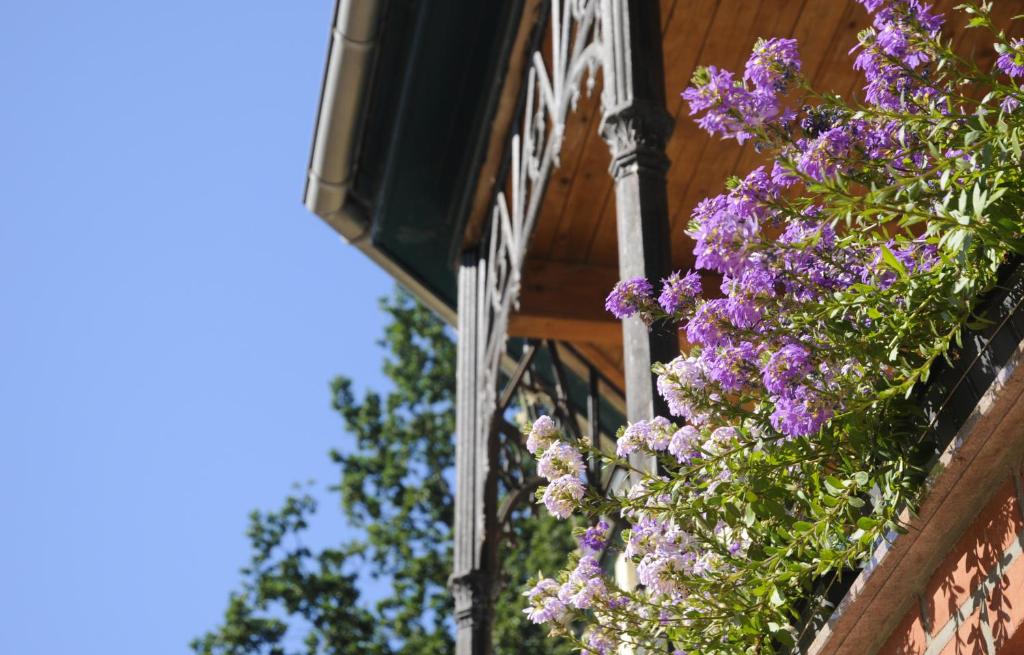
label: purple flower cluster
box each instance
[685,298,732,348]
[538,441,585,481]
[853,0,945,111]
[543,475,585,520]
[659,270,702,314]
[583,626,618,655]
[997,39,1024,78]
[616,416,676,457]
[526,416,587,520]
[704,341,759,393]
[559,556,607,609]
[668,425,702,464]
[797,126,852,181]
[604,277,654,319]
[686,166,786,277]
[864,239,939,289]
[657,356,710,426]
[524,578,567,624]
[681,67,778,144]
[682,38,801,143]
[769,385,834,438]
[745,37,801,91]
[762,344,812,395]
[579,519,611,553]
[541,3,1016,648]
[526,415,558,454]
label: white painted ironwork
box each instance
[452,2,674,652]
[479,0,605,410]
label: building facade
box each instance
[304,1,1024,653]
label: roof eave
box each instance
[303,0,456,325]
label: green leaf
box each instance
[857,516,879,530]
[793,521,814,534]
[879,244,909,280]
[824,476,846,496]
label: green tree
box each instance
[193,289,573,655]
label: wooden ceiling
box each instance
[506,0,1020,389]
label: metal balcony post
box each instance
[599,0,678,477]
[450,251,499,655]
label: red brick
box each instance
[877,606,927,655]
[986,547,1024,649]
[937,605,987,655]
[922,477,1023,631]
[999,619,1024,653]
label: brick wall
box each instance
[878,467,1024,655]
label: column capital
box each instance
[599,102,673,179]
[449,570,498,626]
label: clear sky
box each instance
[0,2,397,654]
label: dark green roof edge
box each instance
[366,0,526,310]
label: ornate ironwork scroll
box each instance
[478,0,604,413]
[452,2,674,653]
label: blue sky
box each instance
[0,2,397,653]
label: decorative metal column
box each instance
[451,251,500,655]
[598,0,677,476]
[450,1,674,652]
[449,5,604,652]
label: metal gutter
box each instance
[303,0,457,325]
[304,0,381,242]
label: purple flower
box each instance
[659,270,702,314]
[853,1,946,111]
[771,160,800,187]
[863,239,939,289]
[703,341,758,393]
[682,66,783,143]
[523,578,567,624]
[707,426,739,453]
[770,386,834,438]
[559,555,607,609]
[617,417,675,456]
[526,415,559,455]
[579,519,611,553]
[583,626,618,655]
[605,277,654,319]
[543,475,585,519]
[730,166,783,218]
[856,0,886,12]
[668,425,702,464]
[744,38,801,91]
[723,294,763,330]
[632,520,697,597]
[657,356,709,423]
[625,516,669,558]
[685,299,732,348]
[687,196,760,276]
[737,256,778,295]
[997,39,1024,79]
[637,552,686,596]
[797,126,851,181]
[538,441,584,481]
[1002,96,1021,113]
[762,344,812,395]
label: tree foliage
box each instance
[193,289,572,655]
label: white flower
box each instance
[526,415,559,454]
[543,475,585,519]
[538,441,584,481]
